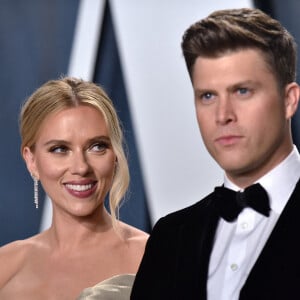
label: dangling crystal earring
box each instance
[31,174,39,209]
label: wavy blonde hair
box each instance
[20,76,129,230]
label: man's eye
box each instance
[198,92,216,104]
[237,87,249,95]
[201,92,214,100]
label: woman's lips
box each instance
[64,181,97,198]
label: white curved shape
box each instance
[110,0,252,223]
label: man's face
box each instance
[192,49,296,187]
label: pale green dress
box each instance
[76,274,135,300]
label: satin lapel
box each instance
[174,196,220,299]
[241,179,300,298]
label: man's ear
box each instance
[285,82,300,119]
[22,146,39,178]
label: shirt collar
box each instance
[224,145,300,214]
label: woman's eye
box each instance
[49,146,68,153]
[90,142,109,152]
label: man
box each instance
[131,8,300,300]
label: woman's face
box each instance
[23,105,116,217]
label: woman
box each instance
[0,77,148,299]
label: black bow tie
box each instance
[214,183,271,222]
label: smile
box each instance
[64,182,97,198]
[65,183,94,191]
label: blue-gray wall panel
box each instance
[0,0,79,246]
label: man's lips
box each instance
[215,135,243,146]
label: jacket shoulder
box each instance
[153,192,215,231]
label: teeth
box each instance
[66,184,93,191]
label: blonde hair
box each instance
[20,76,129,230]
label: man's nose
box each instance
[215,96,236,125]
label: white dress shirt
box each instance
[207,146,300,300]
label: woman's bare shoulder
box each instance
[119,222,149,247]
[0,235,42,288]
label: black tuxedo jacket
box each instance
[131,180,300,300]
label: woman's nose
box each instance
[69,151,90,175]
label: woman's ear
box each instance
[23,146,39,178]
[285,82,300,119]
